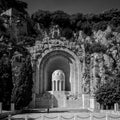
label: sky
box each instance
[23,0,120,15]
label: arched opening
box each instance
[38,50,81,94]
[44,54,70,91]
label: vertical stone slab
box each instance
[11,103,15,112]
[90,97,96,111]
[0,102,2,113]
[114,103,119,111]
[100,104,104,110]
[82,94,85,109]
[96,102,100,110]
[82,94,90,109]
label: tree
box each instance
[62,28,73,39]
[0,53,13,109]
[70,13,84,31]
[32,10,51,29]
[51,10,70,28]
[95,38,120,109]
[0,0,28,14]
[0,17,6,35]
[95,71,120,109]
[93,21,108,31]
[11,55,33,109]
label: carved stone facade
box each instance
[28,26,95,108]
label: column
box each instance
[57,81,60,91]
[56,80,58,91]
[59,81,61,91]
[54,81,56,91]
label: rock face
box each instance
[28,25,120,108]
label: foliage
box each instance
[31,8,120,37]
[95,71,120,107]
[62,28,73,39]
[0,0,28,14]
[93,21,108,31]
[95,34,120,108]
[0,17,6,35]
[0,53,13,109]
[32,10,51,29]
[51,10,70,28]
[11,55,33,109]
[84,42,107,54]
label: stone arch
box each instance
[35,48,82,95]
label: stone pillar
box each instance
[114,103,119,111]
[96,102,100,110]
[11,103,15,112]
[59,81,61,91]
[90,97,96,111]
[54,81,56,91]
[0,102,2,113]
[57,81,60,91]
[82,94,89,109]
[82,94,85,109]
[100,104,104,110]
[56,81,58,91]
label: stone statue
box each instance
[50,25,60,38]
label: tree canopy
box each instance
[31,9,120,36]
[0,0,28,14]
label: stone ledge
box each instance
[0,110,22,119]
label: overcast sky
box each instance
[23,0,120,14]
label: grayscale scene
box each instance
[0,0,120,119]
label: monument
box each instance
[28,25,100,109]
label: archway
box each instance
[35,49,82,95]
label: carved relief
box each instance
[82,53,90,94]
[27,26,87,96]
[28,38,84,63]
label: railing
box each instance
[7,113,120,120]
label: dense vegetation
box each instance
[0,53,13,109]
[32,9,120,37]
[0,0,33,110]
[11,55,33,109]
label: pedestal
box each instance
[90,97,96,111]
[0,102,2,113]
[82,94,85,109]
[96,102,100,110]
[11,103,15,112]
[82,94,90,109]
[114,103,119,111]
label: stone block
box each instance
[82,94,90,109]
[11,103,15,112]
[90,97,96,110]
[114,103,119,111]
